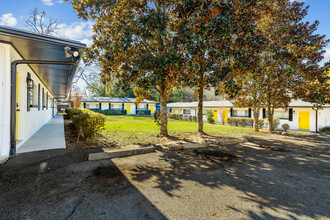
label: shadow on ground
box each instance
[127,135,330,219]
[0,149,166,219]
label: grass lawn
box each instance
[102,116,253,146]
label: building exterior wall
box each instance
[81,101,156,115]
[167,104,329,132]
[0,43,57,161]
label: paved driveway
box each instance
[0,134,329,219]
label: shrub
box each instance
[183,115,188,121]
[228,117,253,127]
[154,111,161,126]
[282,123,290,132]
[136,109,151,115]
[206,110,214,123]
[192,115,197,122]
[90,109,126,115]
[265,118,280,130]
[72,109,106,139]
[258,119,265,128]
[188,115,192,121]
[66,108,82,119]
[320,126,330,133]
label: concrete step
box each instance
[88,146,155,161]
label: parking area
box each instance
[0,134,329,219]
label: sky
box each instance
[0,0,330,63]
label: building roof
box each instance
[82,97,157,103]
[0,25,85,101]
[167,100,330,108]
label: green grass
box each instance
[102,116,253,146]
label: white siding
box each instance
[0,43,58,161]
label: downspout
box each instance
[10,60,75,155]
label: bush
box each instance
[154,111,161,126]
[265,118,280,130]
[72,109,106,139]
[320,126,330,133]
[258,119,265,128]
[227,117,253,127]
[136,109,151,115]
[66,108,82,119]
[282,123,290,132]
[206,110,214,123]
[192,115,197,122]
[183,115,188,121]
[90,109,126,115]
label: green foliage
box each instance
[258,119,265,129]
[90,109,127,115]
[320,126,330,133]
[153,111,161,126]
[265,118,280,131]
[66,108,82,120]
[167,113,196,122]
[282,123,290,132]
[228,117,254,127]
[72,109,106,139]
[206,110,214,124]
[136,110,151,115]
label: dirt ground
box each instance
[0,133,329,219]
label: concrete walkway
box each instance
[17,115,66,154]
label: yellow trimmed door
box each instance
[223,110,228,123]
[178,109,181,114]
[126,104,130,114]
[213,109,218,122]
[299,111,309,130]
[150,104,154,113]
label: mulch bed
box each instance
[64,120,116,150]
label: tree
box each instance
[176,0,261,134]
[25,8,61,36]
[68,0,185,136]
[220,0,329,132]
[259,0,329,132]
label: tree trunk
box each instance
[253,106,260,132]
[267,102,273,132]
[197,80,204,135]
[159,85,168,137]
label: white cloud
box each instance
[58,21,94,40]
[0,13,17,27]
[81,39,93,47]
[321,48,330,65]
[42,0,54,6]
[57,0,64,3]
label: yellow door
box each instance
[126,104,130,114]
[223,110,228,123]
[299,111,309,130]
[213,109,218,122]
[150,104,154,113]
[178,109,181,114]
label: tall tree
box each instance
[68,0,184,136]
[176,0,261,134]
[25,8,61,36]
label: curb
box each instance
[88,146,155,161]
[163,143,210,151]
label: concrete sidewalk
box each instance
[17,115,66,154]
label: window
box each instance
[42,88,45,110]
[86,104,90,108]
[26,73,37,111]
[46,92,48,109]
[137,104,147,109]
[232,109,249,117]
[274,110,289,119]
[111,104,122,109]
[183,109,191,114]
